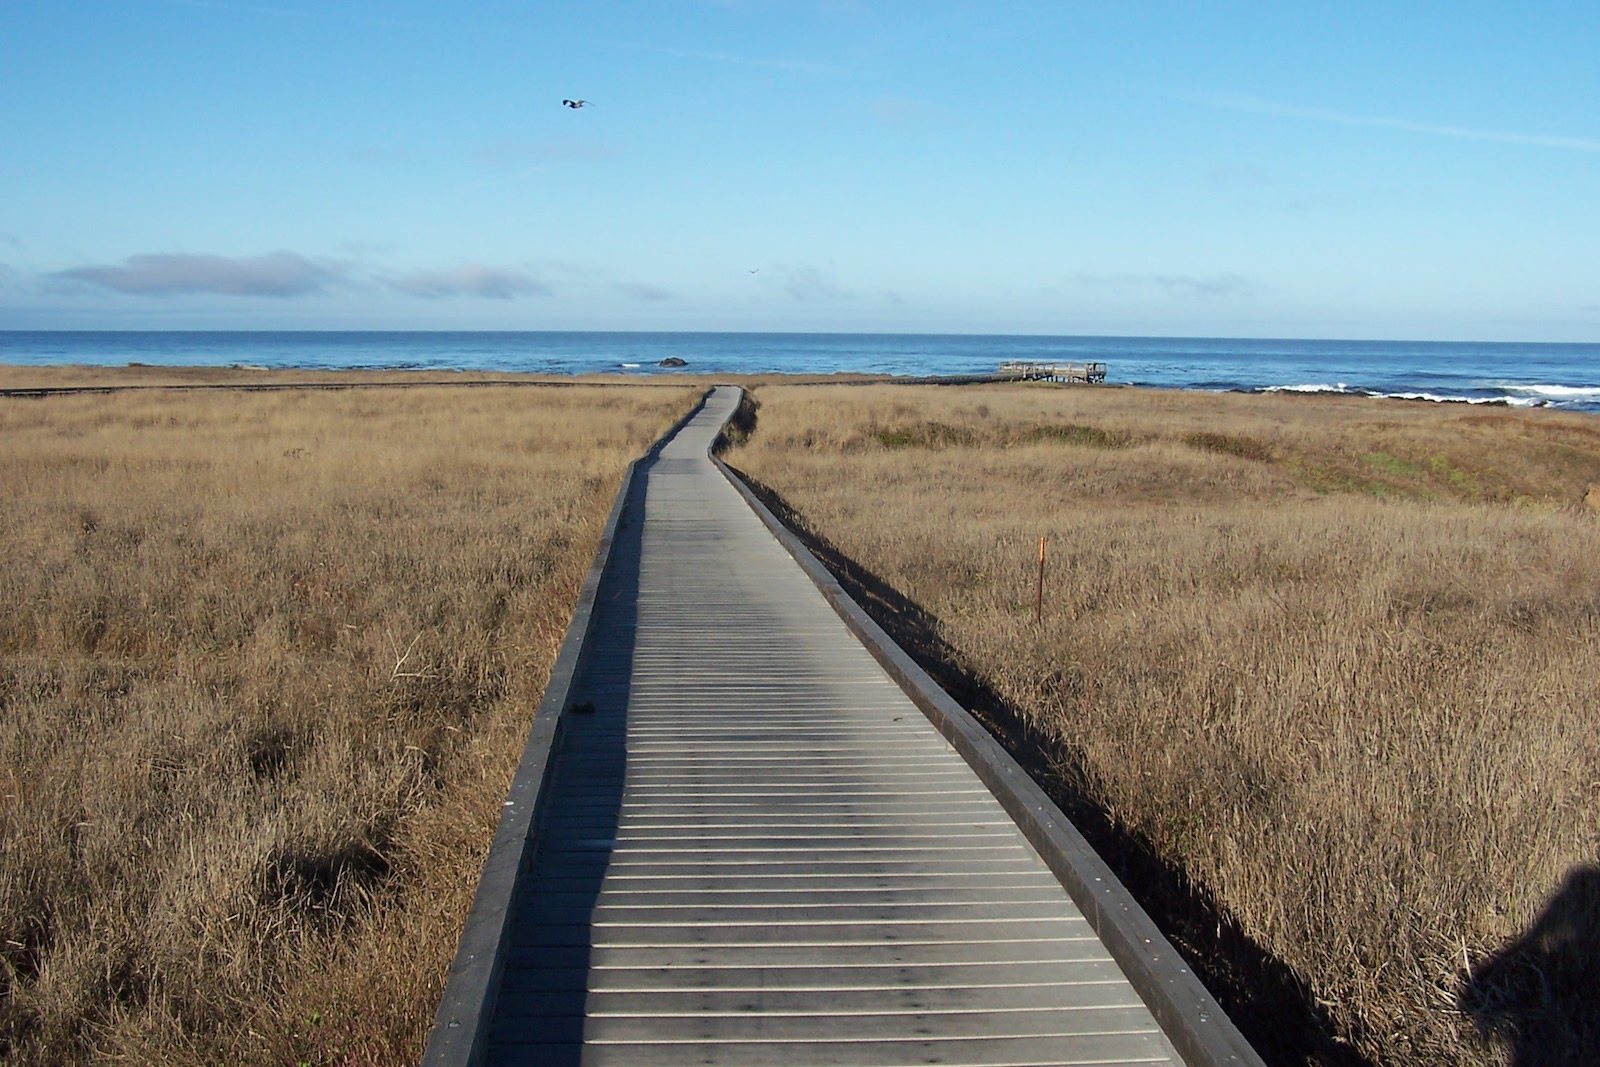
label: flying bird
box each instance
[562,99,591,109]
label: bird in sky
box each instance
[561,99,590,109]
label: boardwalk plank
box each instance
[488,1035,1173,1067]
[509,917,1093,949]
[499,958,1132,995]
[497,980,1144,1017]
[494,1005,1161,1042]
[501,938,1121,971]
[519,901,1082,928]
[524,887,1065,908]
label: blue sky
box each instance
[2,0,1597,339]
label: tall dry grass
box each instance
[732,384,1600,1066]
[0,381,694,1064]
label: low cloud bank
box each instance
[56,252,341,297]
[1073,271,1257,299]
[52,251,553,301]
[613,281,674,302]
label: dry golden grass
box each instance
[0,379,696,1064]
[732,383,1600,1066]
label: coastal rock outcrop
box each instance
[658,357,688,368]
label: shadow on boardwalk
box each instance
[489,457,657,1063]
[723,459,1376,1067]
[1459,864,1600,1067]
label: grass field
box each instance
[0,379,695,1064]
[730,383,1600,1066]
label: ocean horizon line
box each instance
[5,330,1598,413]
[4,327,1599,349]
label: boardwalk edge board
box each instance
[710,390,1264,1067]
[422,390,712,1067]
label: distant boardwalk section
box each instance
[999,360,1108,383]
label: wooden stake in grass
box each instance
[1035,534,1046,624]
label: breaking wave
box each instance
[1250,384,1547,408]
[1499,383,1600,399]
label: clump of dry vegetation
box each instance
[732,383,1600,1066]
[0,379,694,1064]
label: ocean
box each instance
[3,331,1598,412]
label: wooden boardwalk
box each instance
[997,361,1108,384]
[462,387,1194,1065]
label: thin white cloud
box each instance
[50,251,551,301]
[1195,91,1600,153]
[613,282,674,302]
[383,266,548,299]
[774,264,851,302]
[1072,272,1258,300]
[515,262,673,301]
[338,240,395,258]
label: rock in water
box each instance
[658,357,688,368]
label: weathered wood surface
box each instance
[997,361,1108,383]
[481,386,1182,1065]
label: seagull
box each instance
[562,99,591,109]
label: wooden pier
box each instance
[424,387,1258,1067]
[998,361,1108,383]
